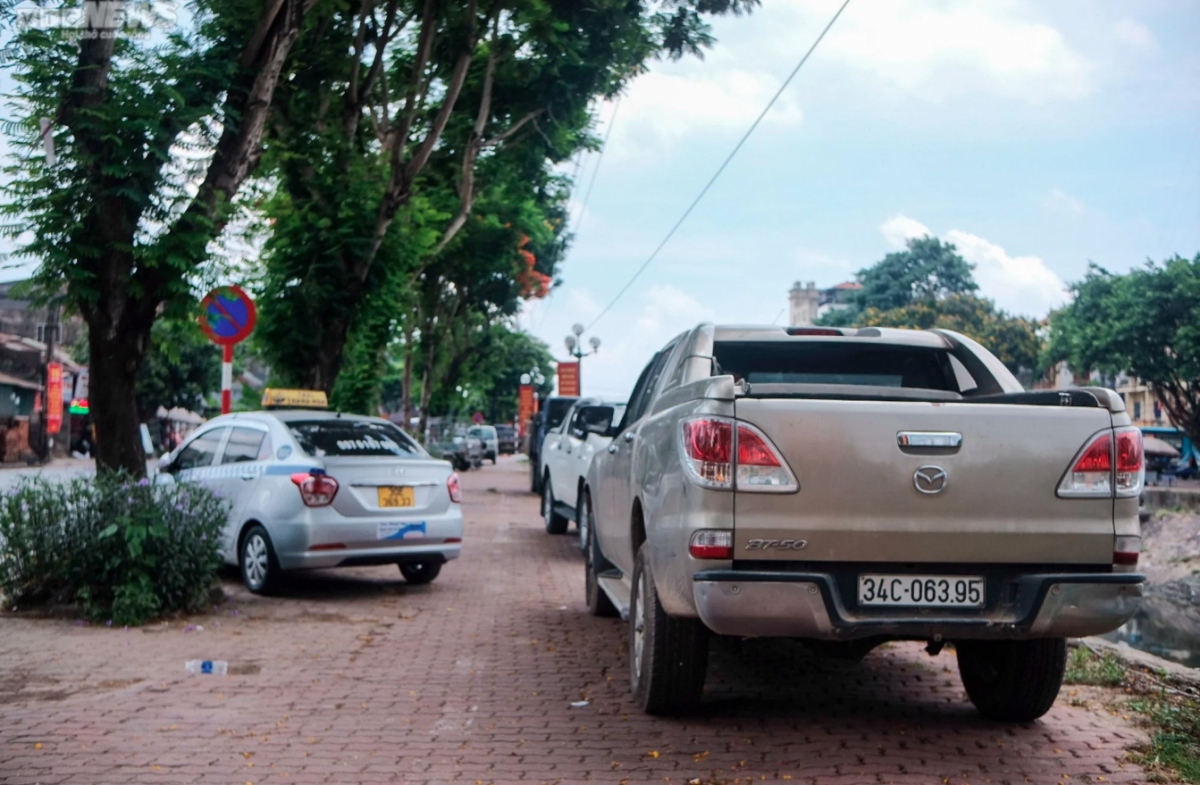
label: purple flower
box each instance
[137,478,150,487]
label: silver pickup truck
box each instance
[581,324,1145,720]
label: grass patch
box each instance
[1129,693,1200,782]
[1064,646,1127,687]
[1066,645,1200,783]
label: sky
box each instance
[2,1,1198,404]
[520,0,1200,400]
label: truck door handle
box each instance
[607,444,618,454]
[623,432,635,443]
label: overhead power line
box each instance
[584,0,851,331]
[534,98,623,331]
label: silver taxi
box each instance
[158,392,463,593]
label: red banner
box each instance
[518,385,535,439]
[557,362,580,397]
[46,362,63,435]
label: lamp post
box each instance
[563,323,600,394]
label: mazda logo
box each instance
[913,465,948,494]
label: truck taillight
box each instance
[290,470,339,507]
[680,417,797,492]
[447,472,462,503]
[1057,427,1144,499]
[1113,535,1140,571]
[689,529,733,559]
[681,418,733,489]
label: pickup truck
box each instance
[581,324,1145,721]
[527,396,579,494]
[539,398,626,551]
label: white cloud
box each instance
[610,67,803,157]
[1113,19,1157,50]
[1041,187,1086,215]
[763,0,1094,103]
[880,214,932,249]
[944,229,1066,317]
[876,215,1066,317]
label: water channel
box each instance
[1103,584,1200,669]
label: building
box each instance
[788,281,862,326]
[0,280,85,349]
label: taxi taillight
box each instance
[447,472,462,503]
[290,469,339,507]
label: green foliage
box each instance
[1130,693,1200,782]
[858,294,1044,378]
[1047,256,1200,443]
[856,236,979,313]
[0,474,227,625]
[136,318,221,416]
[813,237,1040,377]
[1063,646,1127,687]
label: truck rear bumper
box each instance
[692,570,1143,640]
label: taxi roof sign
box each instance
[262,389,329,410]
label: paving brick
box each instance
[0,458,1155,785]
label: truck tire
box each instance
[530,457,540,494]
[629,543,708,715]
[543,481,569,535]
[956,638,1066,722]
[584,493,618,618]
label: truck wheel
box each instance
[530,459,540,494]
[543,481,568,534]
[584,493,618,618]
[629,543,708,715]
[956,638,1066,722]
[399,561,442,585]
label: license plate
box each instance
[858,574,984,608]
[377,486,415,508]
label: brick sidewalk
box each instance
[0,457,1155,784]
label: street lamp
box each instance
[564,323,601,360]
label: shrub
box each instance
[0,473,227,625]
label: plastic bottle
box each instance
[185,659,228,675]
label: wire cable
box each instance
[584,0,851,331]
[535,97,623,331]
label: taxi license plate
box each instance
[858,574,984,608]
[377,486,415,508]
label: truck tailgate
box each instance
[733,399,1115,565]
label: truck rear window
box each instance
[288,420,422,457]
[713,341,959,391]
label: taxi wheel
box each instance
[399,561,442,585]
[240,525,281,595]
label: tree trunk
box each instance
[88,312,152,475]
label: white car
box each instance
[467,424,499,464]
[158,400,463,594]
[539,399,625,551]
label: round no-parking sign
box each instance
[198,285,257,346]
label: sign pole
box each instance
[221,344,234,414]
[198,285,256,417]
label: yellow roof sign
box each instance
[262,389,329,409]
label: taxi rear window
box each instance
[288,420,422,458]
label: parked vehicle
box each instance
[1139,426,1198,480]
[582,324,1145,720]
[157,389,463,594]
[539,398,626,549]
[526,396,578,494]
[468,424,499,463]
[495,424,518,455]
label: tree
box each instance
[254,0,758,400]
[135,320,221,416]
[1047,256,1200,445]
[1,0,310,475]
[850,235,979,317]
[859,295,1044,379]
